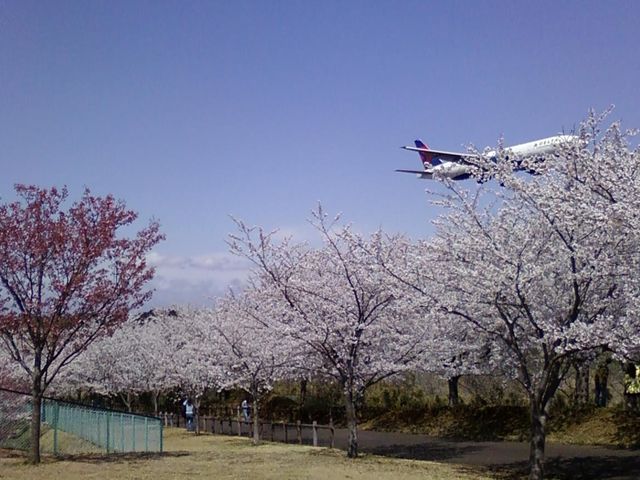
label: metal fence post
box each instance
[86,409,90,443]
[53,401,60,456]
[105,412,110,453]
[120,414,125,452]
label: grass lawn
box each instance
[0,427,490,480]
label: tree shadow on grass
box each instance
[480,455,640,480]
[1,449,191,465]
[0,448,25,458]
[363,442,483,462]
[47,451,190,464]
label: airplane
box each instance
[397,134,580,180]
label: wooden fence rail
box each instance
[158,412,335,448]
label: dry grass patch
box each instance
[548,407,640,447]
[0,427,489,480]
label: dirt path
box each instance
[347,430,640,479]
[236,424,639,479]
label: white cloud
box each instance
[142,219,326,308]
[145,251,252,307]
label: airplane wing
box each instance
[395,169,433,179]
[402,145,478,165]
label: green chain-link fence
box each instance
[0,387,162,455]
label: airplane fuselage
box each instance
[486,135,578,159]
[399,134,579,181]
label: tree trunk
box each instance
[573,362,590,406]
[528,400,547,480]
[194,397,201,435]
[120,391,133,412]
[594,359,609,407]
[299,379,308,421]
[252,398,260,445]
[344,391,358,458]
[448,375,460,407]
[623,363,639,411]
[30,373,43,464]
[152,391,160,416]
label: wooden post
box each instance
[296,420,302,444]
[312,421,318,447]
[329,418,335,449]
[283,421,288,443]
[270,421,275,442]
[237,407,242,436]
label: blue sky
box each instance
[1,0,639,306]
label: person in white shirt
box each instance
[241,399,250,422]
[183,398,195,431]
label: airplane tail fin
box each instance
[414,140,436,167]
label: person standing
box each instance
[241,398,250,422]
[183,398,195,431]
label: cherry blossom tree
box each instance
[0,347,27,390]
[171,306,224,432]
[209,287,303,444]
[58,305,221,427]
[389,112,640,480]
[59,319,144,410]
[369,233,499,406]
[229,208,429,457]
[0,185,163,463]
[56,309,182,414]
[136,310,186,414]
